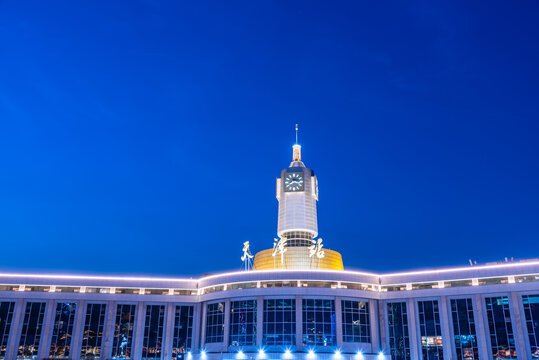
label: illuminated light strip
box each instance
[0,273,197,283]
[381,272,539,288]
[378,260,539,277]
[197,279,377,293]
[199,268,378,281]
[2,273,538,295]
[0,260,537,285]
[199,261,539,281]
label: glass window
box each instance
[445,280,474,288]
[142,305,165,360]
[172,305,194,358]
[485,296,516,359]
[418,300,443,360]
[144,289,169,295]
[341,283,377,291]
[202,286,224,295]
[412,283,439,290]
[383,285,407,292]
[49,302,77,358]
[205,302,225,343]
[0,302,15,359]
[229,300,257,346]
[450,298,478,360]
[341,300,370,343]
[81,303,107,359]
[303,299,336,347]
[0,285,19,291]
[301,282,337,288]
[18,301,46,359]
[23,286,50,292]
[477,277,508,285]
[263,299,296,346]
[516,275,539,283]
[173,290,197,296]
[261,281,297,288]
[55,286,79,293]
[228,283,257,290]
[521,295,539,359]
[281,231,313,247]
[112,304,136,359]
[387,302,411,360]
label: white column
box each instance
[163,302,176,359]
[191,302,202,352]
[473,294,490,360]
[335,297,343,347]
[295,296,303,349]
[378,300,388,354]
[132,301,146,359]
[369,299,379,353]
[439,297,453,360]
[223,299,231,349]
[510,292,530,360]
[70,300,86,359]
[101,301,117,359]
[37,299,56,359]
[6,298,25,360]
[199,302,208,349]
[406,298,420,360]
[256,296,264,347]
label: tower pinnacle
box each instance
[293,124,301,162]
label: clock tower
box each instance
[253,129,344,271]
[276,143,319,245]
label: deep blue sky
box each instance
[1,1,538,277]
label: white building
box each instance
[1,140,537,360]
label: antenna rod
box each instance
[295,124,298,144]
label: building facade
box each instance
[0,263,539,359]
[3,138,538,360]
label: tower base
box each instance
[253,247,344,271]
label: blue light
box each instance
[187,352,192,359]
[334,350,342,358]
[307,349,315,358]
[201,350,207,359]
[258,349,265,355]
[377,351,384,359]
[284,348,292,358]
[355,351,364,360]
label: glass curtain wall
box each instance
[387,302,411,360]
[229,300,257,346]
[521,295,539,359]
[485,296,516,359]
[418,300,443,360]
[342,300,370,343]
[172,305,194,358]
[80,303,107,359]
[49,302,77,358]
[263,299,296,346]
[142,305,165,360]
[0,302,15,360]
[112,304,137,359]
[302,299,336,347]
[205,302,225,343]
[450,298,478,360]
[18,301,46,359]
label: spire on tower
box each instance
[293,124,301,162]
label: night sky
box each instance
[1,1,538,277]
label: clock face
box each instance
[284,172,304,192]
